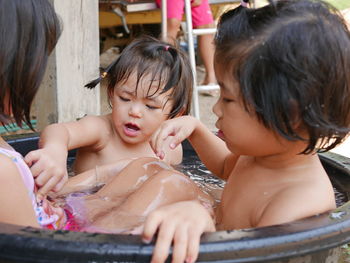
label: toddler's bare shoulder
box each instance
[0,154,23,182]
[78,114,113,132]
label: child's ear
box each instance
[107,89,114,106]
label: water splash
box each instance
[330,211,347,220]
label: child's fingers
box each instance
[166,127,188,151]
[35,192,45,203]
[53,175,68,192]
[156,127,186,155]
[34,166,66,189]
[151,222,176,263]
[150,129,162,156]
[142,210,164,243]
[158,125,174,142]
[34,170,52,188]
[153,127,174,159]
[27,153,55,178]
[171,225,188,263]
[169,132,186,150]
[24,150,41,167]
[186,227,202,263]
[29,160,45,178]
[37,174,62,196]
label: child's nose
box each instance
[129,105,142,118]
[212,99,221,118]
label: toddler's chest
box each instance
[75,141,157,172]
[106,141,154,156]
[217,181,253,229]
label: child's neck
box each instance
[254,141,317,170]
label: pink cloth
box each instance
[0,147,64,229]
[156,0,214,27]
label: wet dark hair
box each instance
[215,0,350,153]
[86,36,193,118]
[0,0,61,129]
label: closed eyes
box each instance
[119,95,161,109]
[146,104,159,110]
[118,96,130,102]
[222,97,235,103]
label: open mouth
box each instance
[123,122,141,137]
[125,123,140,131]
[216,130,225,141]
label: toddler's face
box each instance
[110,72,174,144]
[212,64,287,156]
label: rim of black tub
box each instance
[0,133,350,263]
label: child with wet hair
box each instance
[25,36,194,197]
[142,0,350,262]
[0,0,62,228]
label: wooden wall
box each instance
[35,0,100,130]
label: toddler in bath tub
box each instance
[137,0,350,262]
[22,36,215,232]
[0,0,210,234]
[25,36,193,197]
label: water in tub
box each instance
[51,157,222,234]
[52,155,346,234]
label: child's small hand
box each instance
[142,200,215,263]
[151,116,198,160]
[25,147,68,196]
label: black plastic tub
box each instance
[1,133,350,263]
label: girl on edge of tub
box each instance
[139,0,350,262]
[0,0,65,229]
[25,36,194,197]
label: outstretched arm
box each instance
[151,116,233,179]
[51,158,132,197]
[25,115,109,197]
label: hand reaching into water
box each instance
[142,200,215,263]
[151,116,199,160]
[25,146,68,197]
